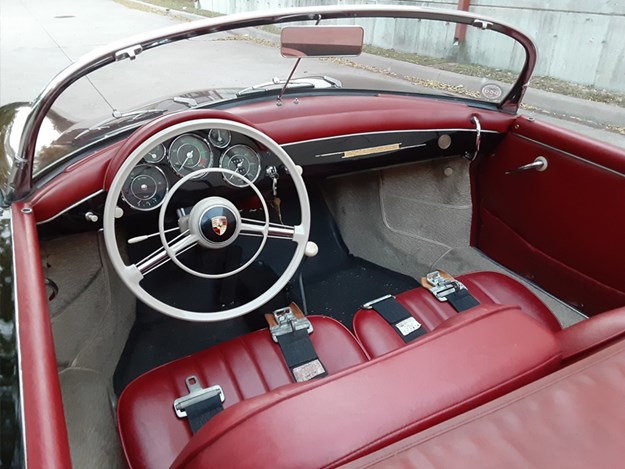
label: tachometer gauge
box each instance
[208,128,232,149]
[144,143,166,164]
[168,134,213,177]
[121,164,169,211]
[219,145,262,187]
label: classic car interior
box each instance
[5,5,625,469]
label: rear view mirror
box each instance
[281,26,364,58]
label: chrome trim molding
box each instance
[282,128,501,148]
[36,189,104,225]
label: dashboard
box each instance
[120,129,276,212]
[30,94,516,225]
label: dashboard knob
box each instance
[84,211,99,223]
[305,241,319,257]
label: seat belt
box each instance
[266,303,327,383]
[173,376,225,434]
[362,294,426,343]
[420,270,480,312]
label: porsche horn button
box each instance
[211,216,228,236]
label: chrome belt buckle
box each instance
[425,271,466,302]
[269,306,313,342]
[173,375,225,418]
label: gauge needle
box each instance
[178,151,194,171]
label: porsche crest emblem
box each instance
[211,216,228,236]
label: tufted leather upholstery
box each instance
[353,271,562,358]
[171,305,561,469]
[117,316,368,469]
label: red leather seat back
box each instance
[344,336,625,469]
[172,305,561,469]
[117,316,368,469]
[354,271,561,358]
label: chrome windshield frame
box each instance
[8,4,536,202]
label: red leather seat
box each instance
[343,332,625,469]
[353,271,562,358]
[170,305,561,469]
[117,315,368,469]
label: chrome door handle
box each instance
[506,156,548,174]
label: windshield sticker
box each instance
[481,84,503,100]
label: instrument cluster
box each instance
[121,129,264,211]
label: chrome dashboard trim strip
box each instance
[282,128,501,148]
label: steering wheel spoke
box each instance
[240,217,297,240]
[135,230,199,276]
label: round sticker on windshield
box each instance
[481,84,503,100]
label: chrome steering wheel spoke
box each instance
[239,217,296,240]
[134,230,199,276]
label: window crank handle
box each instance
[506,156,548,174]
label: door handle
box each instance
[506,156,548,174]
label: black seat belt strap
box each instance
[446,287,480,312]
[362,294,426,343]
[173,376,225,434]
[267,303,327,383]
[420,270,480,313]
[185,394,224,433]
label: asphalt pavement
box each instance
[1,0,624,147]
[0,0,176,105]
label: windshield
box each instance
[33,11,529,176]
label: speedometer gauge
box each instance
[219,145,262,187]
[168,134,213,177]
[121,164,169,211]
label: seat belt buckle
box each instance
[173,376,225,418]
[422,270,467,303]
[266,303,313,343]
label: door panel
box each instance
[474,117,625,315]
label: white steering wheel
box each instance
[103,118,311,321]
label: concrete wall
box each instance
[199,0,625,92]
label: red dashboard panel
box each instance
[28,95,514,223]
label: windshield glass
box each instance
[35,13,528,175]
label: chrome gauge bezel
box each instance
[219,144,262,187]
[143,143,167,164]
[208,128,232,149]
[168,133,214,177]
[120,163,170,211]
